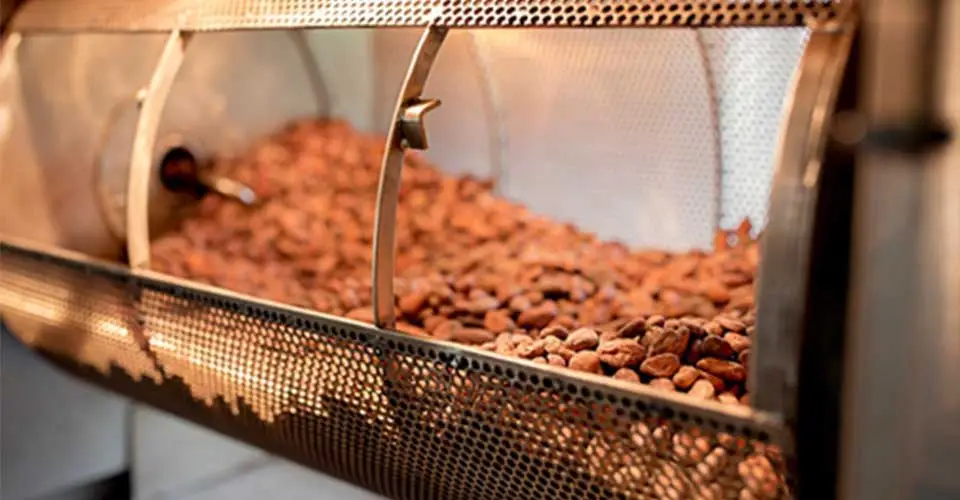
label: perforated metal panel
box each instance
[699,28,809,230]
[10,0,847,32]
[1,241,790,499]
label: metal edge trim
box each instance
[8,1,851,33]
[750,14,858,417]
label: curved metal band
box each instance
[371,26,448,329]
[750,18,858,416]
[127,29,191,270]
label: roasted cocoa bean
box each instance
[640,353,681,378]
[596,339,646,369]
[565,327,600,351]
[568,351,602,374]
[697,358,747,383]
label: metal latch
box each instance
[398,98,441,150]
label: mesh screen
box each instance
[1,241,790,499]
[11,0,847,32]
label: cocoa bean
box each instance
[698,335,735,359]
[613,368,641,383]
[648,327,690,357]
[640,353,681,378]
[649,378,676,392]
[672,365,700,390]
[539,324,569,340]
[452,328,496,345]
[596,339,646,368]
[546,354,567,367]
[616,317,647,339]
[725,332,751,353]
[689,379,716,399]
[516,301,558,329]
[564,328,600,351]
[568,351,602,374]
[483,309,516,333]
[696,358,747,383]
[715,316,746,333]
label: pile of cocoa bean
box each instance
[151,118,760,406]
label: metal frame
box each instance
[0,1,870,495]
[10,0,849,32]
[372,25,448,329]
[127,30,192,270]
[750,9,857,418]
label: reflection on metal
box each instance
[372,26,448,329]
[127,30,191,270]
[751,11,857,418]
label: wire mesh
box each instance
[1,241,791,499]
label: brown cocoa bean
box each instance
[649,378,676,392]
[718,392,740,405]
[613,368,641,383]
[398,290,429,316]
[539,324,569,340]
[698,370,727,393]
[649,327,690,357]
[565,327,599,351]
[568,351,602,374]
[715,316,746,333]
[702,321,724,336]
[672,365,700,390]
[597,339,646,368]
[546,354,567,367]
[515,339,547,359]
[698,335,735,359]
[483,309,516,333]
[725,332,751,353]
[452,328,496,345]
[433,320,461,341]
[617,317,647,339]
[516,301,558,329]
[640,353,681,378]
[696,358,747,383]
[645,314,666,328]
[689,379,716,399]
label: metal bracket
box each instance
[751,16,858,419]
[371,26,448,329]
[399,98,441,150]
[127,29,191,271]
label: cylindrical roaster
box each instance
[0,2,870,499]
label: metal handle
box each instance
[371,26,448,329]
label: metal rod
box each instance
[126,29,190,270]
[371,26,448,329]
[750,14,858,417]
